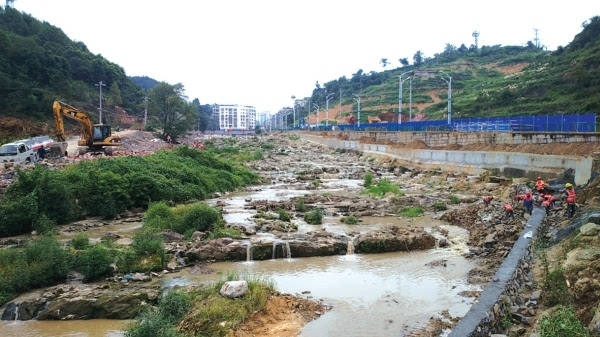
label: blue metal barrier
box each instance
[333,113,596,132]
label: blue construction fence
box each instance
[305,113,597,132]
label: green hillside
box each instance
[0,6,143,122]
[303,16,600,123]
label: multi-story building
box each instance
[214,104,256,130]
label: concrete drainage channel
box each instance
[448,206,545,336]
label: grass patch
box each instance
[278,209,292,222]
[145,202,223,236]
[433,201,447,211]
[399,207,425,217]
[539,306,589,337]
[448,195,461,205]
[304,209,323,225]
[176,273,274,337]
[362,179,404,198]
[364,172,374,187]
[126,290,191,337]
[294,198,308,212]
[541,257,572,307]
[288,134,300,141]
[340,215,359,224]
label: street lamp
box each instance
[291,95,296,128]
[439,71,452,125]
[353,94,361,129]
[313,103,320,129]
[398,71,412,126]
[325,93,334,127]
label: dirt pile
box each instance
[0,117,49,139]
[231,294,330,337]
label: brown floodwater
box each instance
[162,226,479,337]
[0,319,129,337]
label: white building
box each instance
[215,104,256,130]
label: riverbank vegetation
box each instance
[0,147,258,237]
[125,274,274,337]
[362,179,404,198]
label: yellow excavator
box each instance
[51,100,121,156]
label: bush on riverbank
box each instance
[340,215,359,224]
[304,209,323,224]
[145,202,224,237]
[362,179,404,198]
[72,244,113,281]
[400,207,424,217]
[126,290,191,337]
[0,147,259,237]
[0,236,70,306]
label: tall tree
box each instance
[399,58,409,67]
[413,50,424,65]
[148,82,195,141]
[107,82,123,106]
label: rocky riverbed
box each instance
[1,133,524,336]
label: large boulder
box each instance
[1,283,159,321]
[220,281,248,298]
[185,238,246,261]
[580,223,600,236]
[355,226,436,253]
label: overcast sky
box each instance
[13,0,600,114]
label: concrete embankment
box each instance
[322,130,600,147]
[448,207,545,336]
[300,134,593,185]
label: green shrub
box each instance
[304,209,323,225]
[126,311,183,337]
[364,172,374,187]
[252,150,264,160]
[172,203,221,234]
[433,201,447,211]
[158,290,192,324]
[288,134,300,141]
[0,194,39,236]
[0,237,69,306]
[132,230,165,257]
[340,215,359,224]
[278,209,292,222]
[71,233,90,250]
[260,143,274,150]
[295,198,308,212]
[311,179,321,188]
[33,214,56,234]
[448,195,461,205]
[73,245,113,281]
[400,207,424,217]
[542,266,572,307]
[362,179,404,198]
[539,306,589,337]
[207,226,242,239]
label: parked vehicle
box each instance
[0,141,38,166]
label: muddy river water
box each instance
[0,141,481,336]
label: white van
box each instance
[0,142,38,166]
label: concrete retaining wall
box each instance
[301,134,593,185]
[323,130,600,147]
[448,207,545,336]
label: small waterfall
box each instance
[14,304,19,321]
[434,239,440,249]
[272,241,277,259]
[346,241,355,255]
[246,242,253,262]
[284,241,291,259]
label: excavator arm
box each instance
[52,100,94,146]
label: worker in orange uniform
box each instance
[535,176,546,194]
[564,183,576,218]
[515,192,534,215]
[483,195,495,207]
[504,203,514,220]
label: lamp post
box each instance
[291,95,296,128]
[313,103,320,129]
[398,72,412,126]
[325,93,334,127]
[409,77,413,121]
[353,94,361,129]
[439,71,452,125]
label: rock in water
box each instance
[220,281,248,298]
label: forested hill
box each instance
[130,76,159,91]
[0,6,144,121]
[302,16,600,124]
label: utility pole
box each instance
[95,81,106,124]
[533,28,540,48]
[325,93,334,127]
[409,77,413,121]
[143,95,148,128]
[339,88,342,122]
[353,94,361,128]
[313,104,320,128]
[398,71,412,125]
[440,71,452,125]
